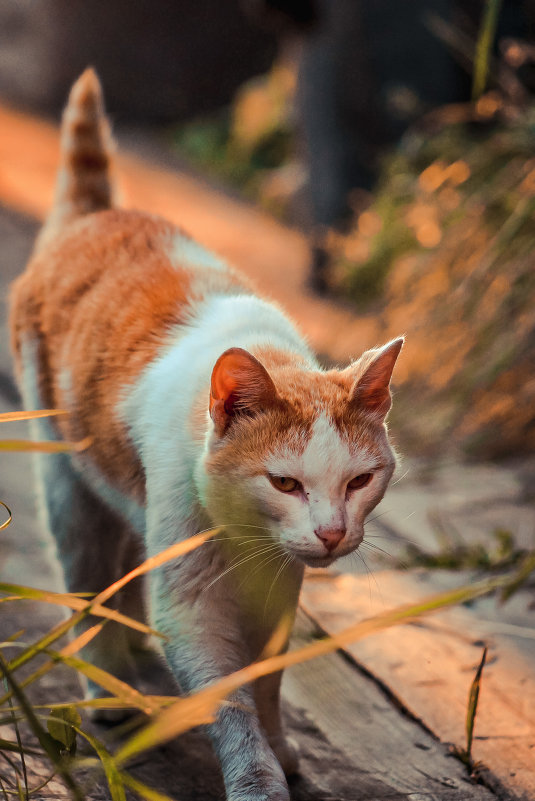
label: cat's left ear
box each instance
[209,347,279,436]
[344,337,404,420]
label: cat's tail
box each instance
[36,68,115,251]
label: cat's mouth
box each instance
[299,553,337,568]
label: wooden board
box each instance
[301,569,535,800]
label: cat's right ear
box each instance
[209,347,279,436]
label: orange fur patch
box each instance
[10,209,246,500]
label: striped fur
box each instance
[10,70,403,801]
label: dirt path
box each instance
[0,104,534,800]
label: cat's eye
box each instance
[347,473,372,491]
[268,474,301,493]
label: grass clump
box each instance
[328,101,535,461]
[401,518,529,573]
[172,60,298,217]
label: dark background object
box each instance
[0,0,278,120]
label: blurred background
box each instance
[1,0,533,464]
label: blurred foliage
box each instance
[401,517,529,572]
[328,98,535,460]
[172,60,301,217]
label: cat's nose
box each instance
[315,527,346,552]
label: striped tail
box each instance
[36,68,115,251]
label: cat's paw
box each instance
[226,757,290,801]
[228,786,290,801]
[269,735,300,777]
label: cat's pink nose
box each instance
[315,527,346,553]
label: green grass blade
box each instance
[14,775,24,801]
[500,552,535,602]
[472,0,503,99]
[0,741,41,758]
[0,654,84,801]
[466,646,488,760]
[120,771,177,801]
[2,674,28,801]
[72,726,126,801]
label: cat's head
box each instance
[201,339,403,567]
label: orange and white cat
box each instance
[10,70,403,801]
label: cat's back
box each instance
[11,206,248,391]
[10,206,249,498]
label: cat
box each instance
[10,69,403,801]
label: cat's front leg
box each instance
[210,700,290,801]
[149,565,290,801]
[254,671,299,777]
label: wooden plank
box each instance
[301,569,535,799]
[283,610,495,800]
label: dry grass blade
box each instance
[258,612,293,660]
[0,438,91,454]
[2,625,106,704]
[0,411,67,424]
[0,584,160,642]
[91,527,222,608]
[116,572,510,764]
[53,653,161,716]
[0,504,12,533]
[1,625,167,717]
[26,696,177,712]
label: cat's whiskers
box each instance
[347,548,383,606]
[361,539,410,570]
[391,467,410,486]
[264,553,294,618]
[364,509,393,526]
[237,546,289,593]
[360,539,394,561]
[204,543,282,591]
